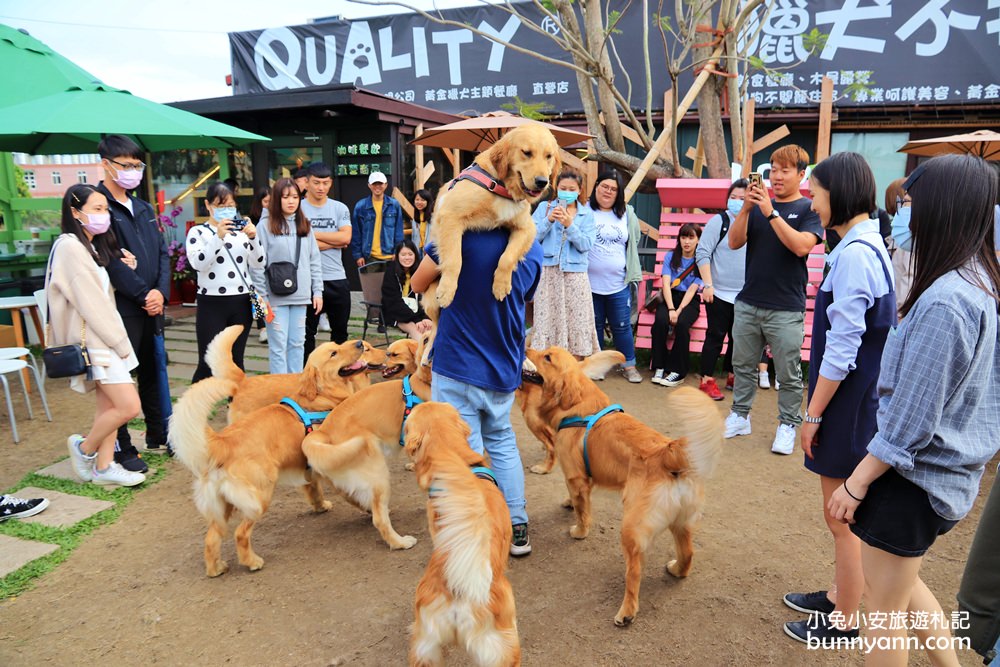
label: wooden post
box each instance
[450,149,460,178]
[691,130,705,178]
[623,44,724,202]
[393,187,414,219]
[414,124,425,190]
[815,77,834,163]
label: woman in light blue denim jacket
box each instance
[529,169,600,358]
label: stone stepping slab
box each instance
[16,486,114,529]
[36,457,159,490]
[0,534,58,579]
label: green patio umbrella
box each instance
[0,82,268,154]
[0,24,102,106]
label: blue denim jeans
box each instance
[266,304,307,374]
[592,286,636,367]
[431,372,527,525]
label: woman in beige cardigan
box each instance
[47,184,145,487]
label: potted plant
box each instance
[167,239,197,304]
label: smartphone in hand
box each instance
[748,172,763,189]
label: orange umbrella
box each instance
[898,130,1000,161]
[410,110,592,152]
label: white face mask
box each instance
[891,206,913,251]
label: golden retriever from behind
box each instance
[205,325,385,423]
[431,123,560,308]
[521,347,724,626]
[404,402,520,667]
[169,339,386,577]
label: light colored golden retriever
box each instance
[205,325,385,423]
[521,347,724,626]
[431,123,560,308]
[404,402,520,667]
[300,352,434,550]
[169,339,386,577]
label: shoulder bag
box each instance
[221,237,273,322]
[265,233,301,296]
[42,238,91,378]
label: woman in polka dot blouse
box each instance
[186,181,265,382]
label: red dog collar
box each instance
[449,164,513,200]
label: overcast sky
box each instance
[0,0,482,103]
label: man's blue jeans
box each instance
[431,372,527,525]
[592,286,636,367]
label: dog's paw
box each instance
[244,555,265,571]
[614,613,634,628]
[436,278,458,308]
[404,461,416,472]
[392,535,418,550]
[666,559,688,578]
[491,273,513,301]
[315,500,333,513]
[206,560,229,578]
[529,463,551,475]
[569,524,589,539]
[560,497,574,509]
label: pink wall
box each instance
[15,163,104,198]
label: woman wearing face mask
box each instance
[49,184,146,487]
[530,169,598,358]
[381,239,432,340]
[186,182,265,383]
[694,178,748,400]
[885,177,913,310]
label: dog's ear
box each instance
[550,148,563,191]
[298,365,321,401]
[489,134,511,182]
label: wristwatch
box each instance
[804,413,823,424]
[767,210,781,221]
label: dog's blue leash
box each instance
[279,398,330,435]
[399,375,424,447]
[558,404,625,478]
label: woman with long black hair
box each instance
[49,184,145,487]
[381,239,432,339]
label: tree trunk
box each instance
[582,1,625,153]
[692,1,730,178]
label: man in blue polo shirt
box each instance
[412,229,542,556]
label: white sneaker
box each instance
[758,371,771,389]
[651,369,665,385]
[66,434,96,482]
[91,461,146,487]
[775,379,781,391]
[662,372,684,387]
[724,412,752,439]
[317,314,332,332]
[771,424,796,455]
[258,328,268,344]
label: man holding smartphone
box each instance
[725,145,823,455]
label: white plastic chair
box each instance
[0,357,51,444]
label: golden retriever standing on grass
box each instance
[431,123,560,308]
[521,347,724,626]
[404,402,520,667]
[169,339,385,577]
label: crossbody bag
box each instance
[42,237,91,378]
[265,233,301,296]
[220,231,273,322]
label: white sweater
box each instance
[186,223,265,297]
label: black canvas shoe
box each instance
[783,590,836,616]
[115,450,149,474]
[0,495,50,521]
[510,523,531,557]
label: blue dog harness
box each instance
[558,404,625,477]
[399,375,424,447]
[429,465,500,497]
[279,397,330,435]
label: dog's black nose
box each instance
[355,340,364,349]
[534,177,549,189]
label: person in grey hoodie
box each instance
[251,177,322,374]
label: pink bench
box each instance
[634,179,823,362]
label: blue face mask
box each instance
[891,206,913,251]
[557,190,578,206]
[727,199,743,218]
[213,206,237,222]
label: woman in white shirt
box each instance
[187,181,265,382]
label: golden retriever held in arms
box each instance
[168,339,385,577]
[404,402,520,667]
[300,340,432,550]
[431,123,560,308]
[521,347,724,626]
[205,325,384,423]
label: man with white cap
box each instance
[351,171,405,271]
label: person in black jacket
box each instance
[380,240,432,340]
[96,135,171,470]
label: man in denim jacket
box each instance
[350,172,404,269]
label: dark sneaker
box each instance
[783,590,835,615]
[115,450,149,474]
[143,442,173,457]
[0,495,50,521]
[784,615,859,646]
[510,523,531,557]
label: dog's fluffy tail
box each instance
[668,387,724,478]
[168,376,237,475]
[431,465,494,606]
[205,325,246,384]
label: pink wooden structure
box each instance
[635,178,824,363]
